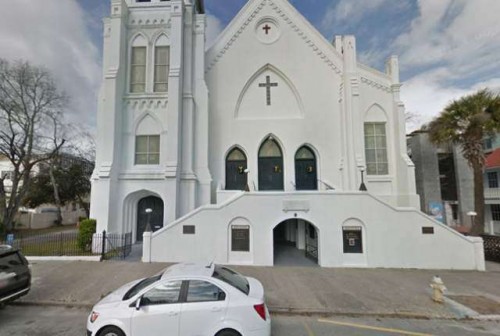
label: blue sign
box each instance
[6,234,14,245]
[429,202,445,223]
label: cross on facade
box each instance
[262,24,272,35]
[259,75,278,106]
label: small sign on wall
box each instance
[231,225,250,252]
[343,226,363,254]
[183,225,195,234]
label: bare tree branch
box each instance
[0,59,68,231]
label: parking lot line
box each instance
[317,318,433,336]
[302,320,315,336]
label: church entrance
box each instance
[258,137,284,191]
[273,219,319,266]
[226,147,248,190]
[295,146,317,190]
[136,196,164,242]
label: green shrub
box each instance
[77,219,96,251]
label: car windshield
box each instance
[0,252,23,271]
[212,265,250,295]
[123,274,161,300]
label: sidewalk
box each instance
[17,260,500,319]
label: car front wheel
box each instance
[98,326,125,336]
[216,329,241,336]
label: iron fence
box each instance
[0,230,133,260]
[100,231,133,260]
[481,234,500,262]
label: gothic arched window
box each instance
[130,35,147,93]
[154,34,170,92]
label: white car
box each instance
[86,263,271,336]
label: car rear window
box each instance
[0,252,23,271]
[212,265,249,295]
[123,274,161,300]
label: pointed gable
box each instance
[206,0,343,75]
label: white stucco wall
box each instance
[206,0,418,208]
[147,191,484,270]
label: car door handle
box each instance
[168,311,178,316]
[211,307,222,312]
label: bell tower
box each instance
[90,0,211,236]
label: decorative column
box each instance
[193,13,212,206]
[164,0,185,221]
[386,56,418,206]
[179,3,197,216]
[342,36,363,191]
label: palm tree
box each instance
[427,89,500,235]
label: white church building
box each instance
[90,0,485,270]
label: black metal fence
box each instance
[100,231,133,260]
[481,234,500,262]
[0,230,133,260]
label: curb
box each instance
[13,301,93,310]
[27,256,101,262]
[12,301,493,320]
[269,307,441,320]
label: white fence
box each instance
[15,210,86,229]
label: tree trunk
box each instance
[49,164,63,226]
[471,162,485,235]
[0,179,6,228]
[77,195,90,218]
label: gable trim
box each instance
[206,0,342,76]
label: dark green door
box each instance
[258,138,284,191]
[226,148,247,190]
[137,196,164,242]
[295,146,317,190]
[258,157,284,190]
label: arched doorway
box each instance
[137,196,164,242]
[258,137,284,191]
[273,219,319,266]
[226,147,248,190]
[295,146,317,190]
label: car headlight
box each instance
[90,311,99,323]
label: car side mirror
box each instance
[135,297,142,311]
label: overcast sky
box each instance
[0,0,499,132]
